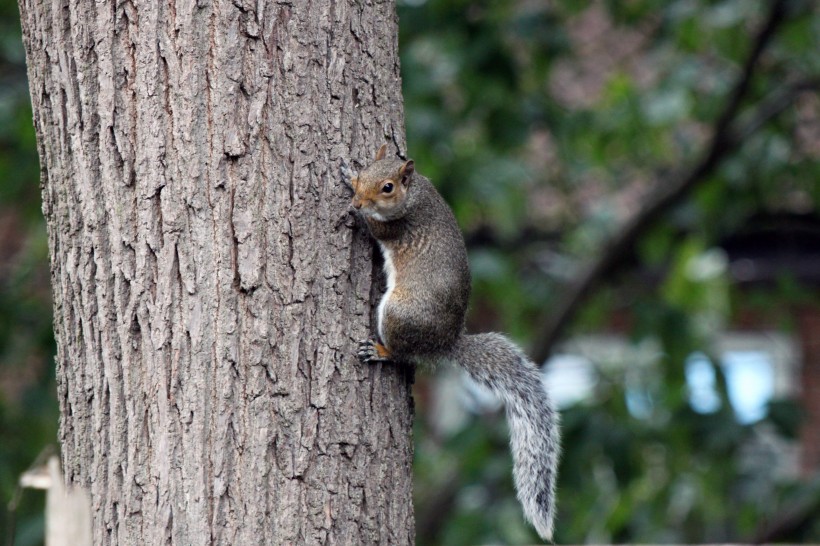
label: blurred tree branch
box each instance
[752,479,820,542]
[531,0,819,364]
[416,472,461,545]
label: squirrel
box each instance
[342,144,560,541]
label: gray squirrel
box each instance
[343,144,560,541]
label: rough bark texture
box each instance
[17,0,414,543]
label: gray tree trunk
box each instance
[17,0,414,543]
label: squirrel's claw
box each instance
[357,339,391,364]
[340,161,358,189]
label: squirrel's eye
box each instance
[381,182,394,194]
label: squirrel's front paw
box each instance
[340,161,358,187]
[357,339,392,364]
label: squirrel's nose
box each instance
[351,198,362,209]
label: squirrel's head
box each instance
[348,144,415,222]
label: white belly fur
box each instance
[377,243,396,343]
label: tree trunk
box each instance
[17,0,414,543]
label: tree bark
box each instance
[17,0,414,543]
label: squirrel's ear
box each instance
[399,160,414,184]
[374,144,388,161]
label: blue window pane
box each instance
[722,351,774,424]
[685,352,722,414]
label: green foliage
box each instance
[401,0,820,543]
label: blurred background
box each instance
[1,0,819,544]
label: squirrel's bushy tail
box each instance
[452,333,560,541]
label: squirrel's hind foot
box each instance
[357,339,392,364]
